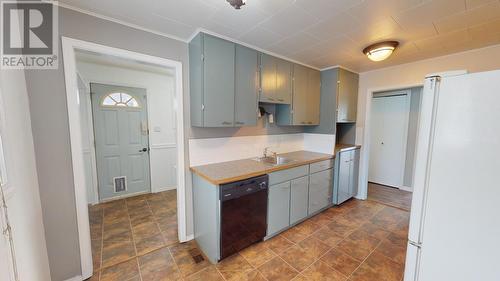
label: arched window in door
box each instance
[101,92,140,108]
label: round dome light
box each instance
[363,41,399,62]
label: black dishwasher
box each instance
[220,174,268,260]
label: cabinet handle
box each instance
[235,121,245,125]
[278,98,284,102]
[221,121,232,125]
[268,97,275,101]
[308,121,313,124]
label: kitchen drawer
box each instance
[269,165,309,185]
[309,159,334,173]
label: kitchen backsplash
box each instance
[189,133,335,166]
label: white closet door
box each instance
[369,94,410,188]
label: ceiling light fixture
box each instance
[363,41,399,62]
[226,0,246,9]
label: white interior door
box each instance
[91,83,151,201]
[369,93,410,188]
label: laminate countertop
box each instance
[334,143,362,154]
[190,150,335,185]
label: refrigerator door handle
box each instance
[409,241,422,248]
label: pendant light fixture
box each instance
[363,41,399,62]
[227,0,246,9]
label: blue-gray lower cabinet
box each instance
[267,181,291,237]
[333,148,360,205]
[308,168,333,215]
[290,176,309,225]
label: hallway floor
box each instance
[368,182,412,211]
[88,195,409,281]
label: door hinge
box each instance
[201,54,204,61]
[201,104,205,111]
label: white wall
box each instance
[77,61,177,203]
[0,69,51,280]
[356,43,500,199]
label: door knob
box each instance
[139,148,148,152]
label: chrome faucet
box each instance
[263,147,277,158]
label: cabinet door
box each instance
[235,45,258,126]
[290,176,309,225]
[260,54,276,103]
[337,151,352,204]
[203,35,235,127]
[267,182,290,236]
[307,69,321,125]
[189,33,203,127]
[350,148,360,197]
[308,169,333,214]
[337,69,359,123]
[275,59,292,104]
[292,64,309,125]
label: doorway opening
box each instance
[366,87,422,211]
[62,37,186,280]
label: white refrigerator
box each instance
[404,70,500,281]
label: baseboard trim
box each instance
[183,234,194,242]
[153,186,177,193]
[64,276,83,281]
[399,185,413,192]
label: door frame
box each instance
[368,90,411,188]
[358,83,423,200]
[61,37,187,280]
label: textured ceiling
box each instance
[58,0,500,72]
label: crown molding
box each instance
[45,1,189,43]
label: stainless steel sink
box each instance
[252,156,295,166]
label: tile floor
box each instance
[88,192,410,281]
[368,182,413,211]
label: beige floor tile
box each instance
[257,257,298,281]
[216,253,253,273]
[312,227,344,248]
[264,235,294,254]
[185,266,224,281]
[349,252,404,281]
[135,233,165,256]
[298,237,331,259]
[103,221,132,242]
[132,221,161,240]
[279,245,317,272]
[221,269,267,281]
[301,260,346,281]
[239,242,276,267]
[101,240,136,268]
[100,258,139,281]
[320,249,361,277]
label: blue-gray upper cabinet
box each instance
[337,68,359,123]
[259,54,292,104]
[235,45,259,126]
[276,64,320,126]
[189,33,235,127]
